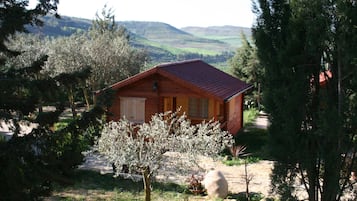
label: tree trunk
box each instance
[82,88,90,110]
[82,84,90,110]
[143,167,151,201]
[322,155,340,201]
[68,86,77,118]
[257,82,261,110]
[38,100,43,113]
[244,160,250,201]
[306,158,319,201]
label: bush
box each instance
[185,174,205,195]
[0,106,105,200]
[243,108,259,126]
[223,156,261,166]
[229,192,265,201]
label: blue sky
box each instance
[30,0,256,28]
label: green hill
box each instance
[116,21,233,55]
[182,26,252,48]
[28,16,250,69]
[28,16,92,36]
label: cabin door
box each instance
[163,97,177,112]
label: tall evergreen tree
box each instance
[0,0,59,130]
[229,33,263,109]
[0,1,106,200]
[91,4,118,34]
[253,0,357,200]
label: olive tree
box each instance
[96,111,234,201]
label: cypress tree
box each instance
[253,0,357,200]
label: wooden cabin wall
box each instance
[226,94,244,135]
[107,73,244,135]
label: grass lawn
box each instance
[45,169,265,200]
[231,108,270,160]
[44,170,199,201]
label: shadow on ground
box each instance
[228,191,266,201]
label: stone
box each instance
[202,170,229,199]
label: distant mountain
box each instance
[116,21,233,54]
[28,16,92,36]
[28,16,249,69]
[118,21,192,39]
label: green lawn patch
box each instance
[223,156,261,166]
[234,128,270,160]
[53,118,75,131]
[243,108,259,126]
[232,108,271,160]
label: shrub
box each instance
[185,174,205,195]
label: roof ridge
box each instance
[156,59,202,68]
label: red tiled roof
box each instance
[105,59,252,101]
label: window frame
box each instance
[188,97,209,119]
[120,97,146,123]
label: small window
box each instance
[120,97,146,123]
[188,97,208,118]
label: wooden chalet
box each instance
[98,59,252,135]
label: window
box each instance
[188,97,208,118]
[120,97,146,123]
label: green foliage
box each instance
[228,192,265,201]
[91,4,118,34]
[229,34,263,109]
[0,1,108,199]
[223,156,261,166]
[243,108,259,126]
[0,0,59,59]
[53,118,74,131]
[84,15,147,90]
[0,106,105,200]
[254,0,357,200]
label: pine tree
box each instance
[229,33,263,109]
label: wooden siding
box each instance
[226,94,244,135]
[106,71,244,135]
[176,97,188,114]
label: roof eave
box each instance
[224,84,254,102]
